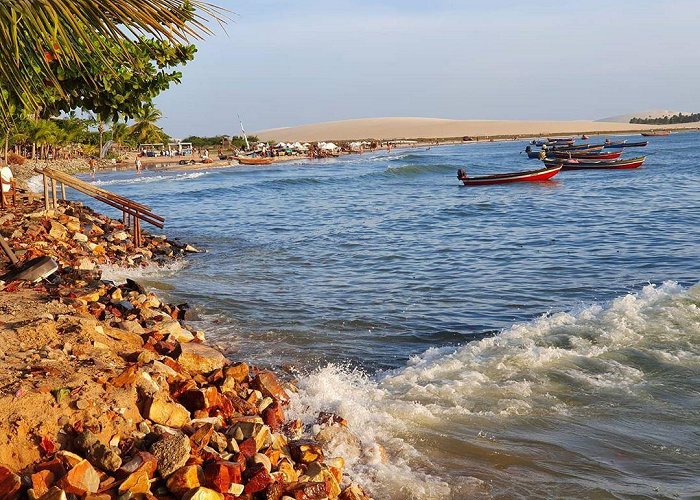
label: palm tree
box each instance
[129,105,167,145]
[0,1,224,124]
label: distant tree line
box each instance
[181,135,259,149]
[630,112,700,125]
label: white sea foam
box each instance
[91,171,210,187]
[99,259,188,283]
[289,282,700,498]
[26,174,44,193]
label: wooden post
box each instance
[60,182,66,200]
[134,210,140,247]
[122,210,127,226]
[51,178,58,208]
[43,174,49,210]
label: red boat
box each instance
[544,156,646,170]
[236,157,274,165]
[457,165,561,186]
[550,150,623,160]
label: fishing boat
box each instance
[604,140,648,148]
[457,165,561,186]
[550,150,623,160]
[543,156,646,170]
[641,131,671,137]
[236,157,274,165]
[553,145,604,152]
[551,143,592,150]
[581,134,589,140]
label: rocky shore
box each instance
[0,199,369,499]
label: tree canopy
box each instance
[630,112,700,125]
[0,0,224,125]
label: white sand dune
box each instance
[255,117,699,142]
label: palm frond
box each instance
[0,0,225,126]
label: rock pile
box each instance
[0,200,371,499]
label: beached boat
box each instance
[236,157,274,165]
[544,156,646,170]
[550,150,623,160]
[604,141,648,148]
[457,165,561,186]
[641,131,671,137]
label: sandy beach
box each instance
[255,117,700,142]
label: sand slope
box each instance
[255,117,699,142]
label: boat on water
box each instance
[544,156,646,170]
[550,150,623,160]
[551,143,592,150]
[581,134,589,140]
[457,165,562,186]
[236,157,274,165]
[641,131,671,137]
[604,140,648,148]
[553,145,604,153]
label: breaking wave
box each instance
[99,259,188,284]
[91,171,210,187]
[290,282,700,498]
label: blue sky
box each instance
[155,0,700,137]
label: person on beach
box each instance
[135,158,142,173]
[1,163,15,205]
[89,157,97,176]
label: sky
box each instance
[154,0,700,138]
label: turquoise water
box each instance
[76,133,699,498]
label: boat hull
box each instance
[544,156,646,170]
[550,151,623,160]
[641,132,670,137]
[604,141,648,148]
[236,157,274,165]
[459,166,562,186]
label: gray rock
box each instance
[150,432,191,477]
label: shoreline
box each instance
[0,198,371,498]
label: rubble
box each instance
[0,199,372,500]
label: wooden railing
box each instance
[35,167,164,247]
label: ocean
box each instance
[76,133,699,498]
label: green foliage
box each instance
[129,104,170,144]
[0,0,223,123]
[180,135,259,149]
[630,112,700,125]
[40,36,196,122]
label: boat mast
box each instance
[238,114,250,151]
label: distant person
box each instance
[538,150,547,160]
[135,158,142,172]
[525,145,532,153]
[89,157,97,176]
[1,163,15,204]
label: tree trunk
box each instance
[3,135,8,167]
[32,143,36,160]
[98,117,105,158]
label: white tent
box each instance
[319,142,339,151]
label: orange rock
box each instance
[178,342,227,374]
[190,423,215,453]
[285,481,328,500]
[288,440,324,464]
[31,469,55,497]
[144,397,191,427]
[243,463,272,494]
[58,460,100,496]
[110,364,139,387]
[0,466,21,499]
[118,468,151,495]
[224,362,249,383]
[238,437,257,459]
[118,451,158,478]
[166,465,203,496]
[262,401,285,431]
[182,487,225,500]
[252,371,289,402]
[203,462,231,494]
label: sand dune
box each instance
[255,117,699,142]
